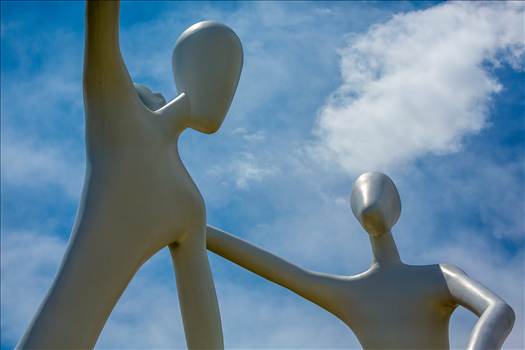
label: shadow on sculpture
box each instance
[17,1,242,349]
[207,172,515,349]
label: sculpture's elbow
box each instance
[492,302,515,334]
[501,303,515,330]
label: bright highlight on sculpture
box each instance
[16,1,514,350]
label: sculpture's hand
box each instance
[440,264,515,350]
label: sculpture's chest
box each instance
[342,265,453,344]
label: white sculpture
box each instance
[17,1,242,349]
[207,172,515,349]
[15,2,515,350]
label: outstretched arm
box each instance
[207,226,345,317]
[83,0,136,106]
[440,264,515,350]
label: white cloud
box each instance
[1,18,84,200]
[207,152,278,190]
[314,1,525,173]
[215,279,358,349]
[0,231,66,344]
[0,134,83,199]
[96,251,186,349]
[233,154,278,190]
[232,127,266,143]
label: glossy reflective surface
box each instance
[207,172,515,349]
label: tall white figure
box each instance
[207,172,515,349]
[17,1,242,349]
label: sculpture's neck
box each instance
[171,93,191,135]
[369,231,402,268]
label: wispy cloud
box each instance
[0,231,66,344]
[232,128,266,143]
[208,152,279,190]
[313,2,525,173]
[1,10,84,201]
[1,134,83,199]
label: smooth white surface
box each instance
[207,172,515,350]
[17,1,242,349]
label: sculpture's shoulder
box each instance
[439,263,468,279]
[438,264,470,297]
[405,263,452,282]
[345,263,445,285]
[388,264,454,305]
[405,263,452,288]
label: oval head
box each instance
[351,172,401,236]
[173,21,243,134]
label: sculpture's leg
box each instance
[170,231,223,349]
[16,197,142,349]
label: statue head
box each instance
[173,21,243,134]
[350,172,401,237]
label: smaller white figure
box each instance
[207,172,515,350]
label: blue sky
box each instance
[1,1,524,349]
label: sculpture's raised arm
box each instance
[206,226,346,318]
[440,264,515,350]
[84,0,136,107]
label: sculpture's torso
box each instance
[336,264,455,349]
[142,149,206,250]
